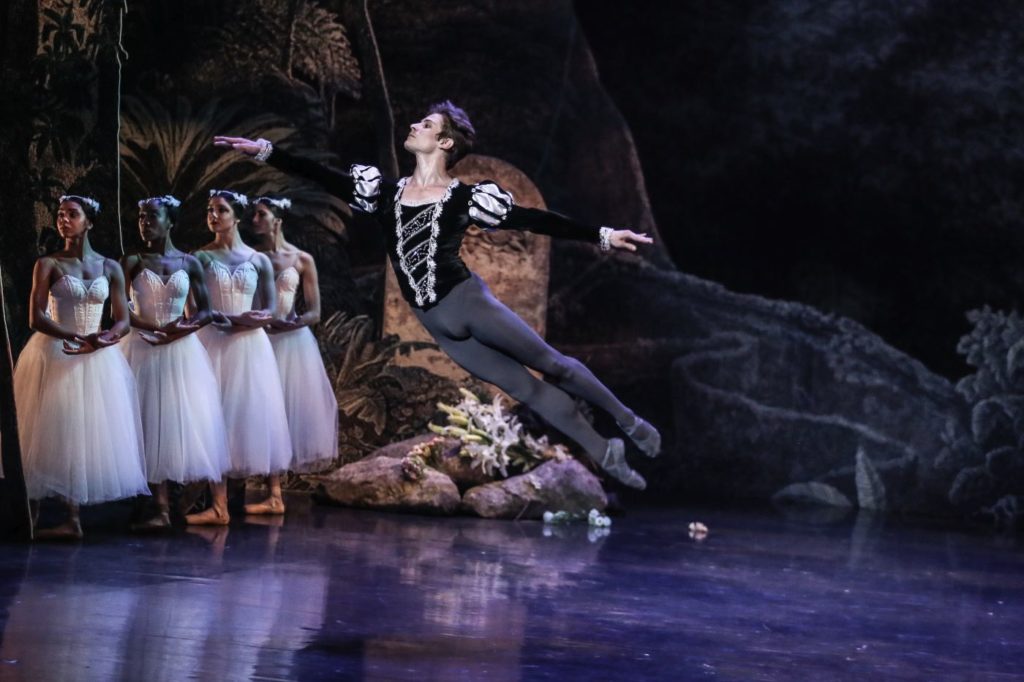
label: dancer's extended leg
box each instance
[462,277,661,457]
[416,280,646,489]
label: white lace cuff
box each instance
[598,227,613,252]
[254,138,273,162]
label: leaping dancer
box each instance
[214,101,660,489]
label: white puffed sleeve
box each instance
[349,164,382,213]
[468,181,515,229]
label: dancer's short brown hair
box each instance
[428,100,476,168]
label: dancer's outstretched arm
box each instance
[214,136,367,207]
[469,182,654,252]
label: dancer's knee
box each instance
[540,353,583,383]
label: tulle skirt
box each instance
[197,326,292,476]
[269,327,338,472]
[122,330,231,483]
[13,332,149,504]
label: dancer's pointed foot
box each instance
[131,510,172,532]
[35,518,84,541]
[185,505,230,526]
[597,438,646,490]
[622,416,661,458]
[244,497,286,516]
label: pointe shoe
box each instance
[596,438,647,490]
[131,510,172,532]
[622,416,662,458]
[244,497,286,516]
[185,506,230,526]
[35,518,84,541]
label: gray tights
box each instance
[413,276,634,461]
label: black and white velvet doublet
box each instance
[268,149,602,310]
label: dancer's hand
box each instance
[159,316,201,339]
[268,317,304,333]
[210,311,233,329]
[140,330,172,346]
[606,229,654,252]
[213,136,261,156]
[62,331,119,355]
[229,310,273,328]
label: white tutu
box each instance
[123,330,231,483]
[197,325,293,476]
[270,327,338,472]
[14,333,149,504]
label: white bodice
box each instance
[274,267,300,320]
[130,269,189,327]
[48,275,108,336]
[205,259,258,315]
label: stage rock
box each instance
[461,458,607,520]
[313,456,460,516]
[368,434,494,491]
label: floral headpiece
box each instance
[209,189,249,207]
[138,194,182,209]
[255,196,292,211]
[59,194,100,214]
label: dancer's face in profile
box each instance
[56,200,92,239]
[138,200,172,242]
[207,196,237,233]
[250,203,280,237]
[404,113,452,155]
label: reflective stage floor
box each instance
[1,499,1022,681]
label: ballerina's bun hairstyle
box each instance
[138,195,182,224]
[58,194,101,222]
[427,100,476,168]
[254,196,292,219]
[208,189,249,217]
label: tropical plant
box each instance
[186,0,360,120]
[316,311,437,457]
[118,95,350,247]
[942,307,1024,527]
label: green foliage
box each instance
[315,312,436,459]
[946,307,1024,522]
[188,0,360,105]
[118,95,350,247]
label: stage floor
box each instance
[0,499,1022,681]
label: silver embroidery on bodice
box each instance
[392,178,459,307]
[48,275,109,336]
[205,259,258,315]
[131,269,189,327]
[274,266,300,319]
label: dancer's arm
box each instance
[64,259,130,355]
[213,136,385,211]
[227,252,275,329]
[138,255,210,346]
[270,252,321,332]
[27,258,80,341]
[120,253,162,333]
[469,182,653,252]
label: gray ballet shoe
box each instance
[597,438,647,490]
[622,416,662,458]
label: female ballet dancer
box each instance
[215,101,660,489]
[188,190,292,524]
[250,196,338,498]
[13,194,149,538]
[121,195,231,529]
